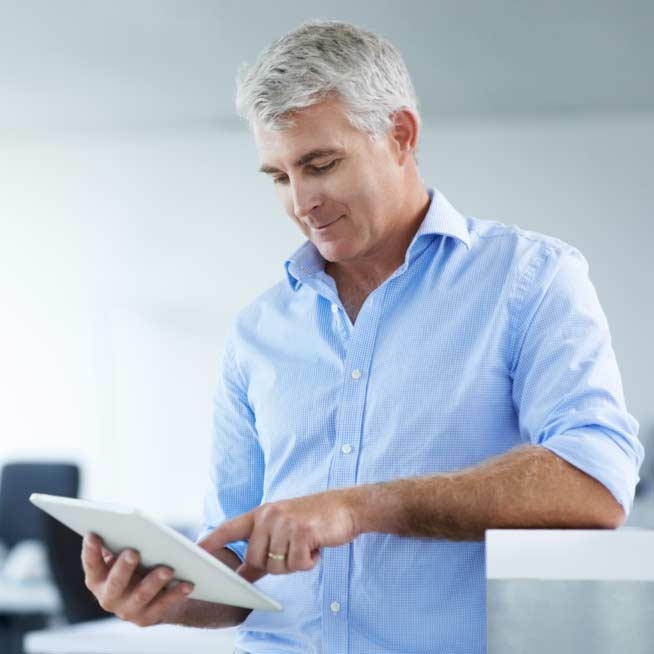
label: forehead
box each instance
[254,98,361,164]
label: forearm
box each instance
[352,445,626,541]
[166,548,251,628]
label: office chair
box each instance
[0,461,109,624]
[0,461,79,549]
[0,461,80,654]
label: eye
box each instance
[310,160,338,175]
[271,159,339,185]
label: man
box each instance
[82,20,643,653]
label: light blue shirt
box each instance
[198,188,642,654]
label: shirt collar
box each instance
[284,188,470,290]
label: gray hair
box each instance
[235,20,419,139]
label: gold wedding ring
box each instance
[267,551,287,561]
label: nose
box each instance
[290,180,322,220]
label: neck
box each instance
[326,185,431,289]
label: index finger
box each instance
[197,512,255,554]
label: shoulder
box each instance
[230,279,292,333]
[219,279,291,379]
[465,216,588,285]
[467,216,579,259]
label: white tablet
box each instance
[29,493,282,612]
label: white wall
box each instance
[1,114,652,525]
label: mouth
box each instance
[313,215,344,232]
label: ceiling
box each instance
[1,0,652,132]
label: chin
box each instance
[314,241,357,264]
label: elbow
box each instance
[593,496,626,530]
[603,505,626,530]
[566,460,629,529]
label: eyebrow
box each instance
[259,148,344,175]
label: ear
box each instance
[389,108,419,165]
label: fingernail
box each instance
[181,584,193,594]
[125,551,137,564]
[158,569,172,580]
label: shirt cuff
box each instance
[540,427,642,515]
[194,529,247,563]
[224,540,247,563]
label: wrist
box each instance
[162,595,192,626]
[345,483,390,535]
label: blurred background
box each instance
[0,0,654,653]
[0,0,653,650]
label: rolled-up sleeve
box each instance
[195,328,264,561]
[511,245,643,514]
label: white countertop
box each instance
[24,617,238,654]
[486,527,654,580]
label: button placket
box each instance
[322,289,387,654]
[328,300,350,342]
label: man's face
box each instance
[255,98,405,265]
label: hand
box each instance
[81,533,195,627]
[198,489,361,582]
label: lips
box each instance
[313,215,343,231]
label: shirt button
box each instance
[351,369,362,380]
[330,601,341,614]
[331,303,339,314]
[341,444,352,454]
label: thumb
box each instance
[236,562,268,584]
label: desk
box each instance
[0,578,61,614]
[24,618,237,654]
[486,528,654,654]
